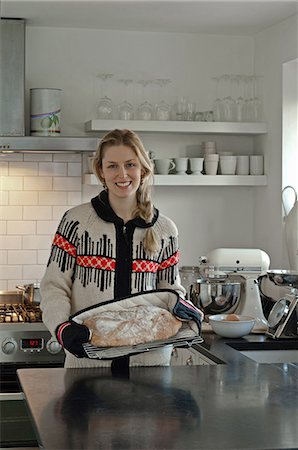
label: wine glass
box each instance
[96,73,114,119]
[222,74,236,122]
[235,75,245,122]
[251,75,262,122]
[154,78,172,121]
[212,76,222,122]
[117,79,134,120]
[137,79,153,120]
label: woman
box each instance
[40,129,202,368]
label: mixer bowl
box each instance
[266,270,298,289]
[190,280,241,315]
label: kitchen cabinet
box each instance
[84,119,267,186]
[170,347,217,366]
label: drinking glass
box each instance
[222,74,236,122]
[235,75,245,122]
[154,78,172,121]
[212,77,222,122]
[251,76,262,122]
[96,73,114,119]
[117,79,134,120]
[137,79,153,120]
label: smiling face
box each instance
[99,144,143,202]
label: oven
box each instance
[0,293,65,448]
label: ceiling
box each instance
[1,0,297,36]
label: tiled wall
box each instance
[0,152,84,290]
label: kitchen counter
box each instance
[17,334,298,450]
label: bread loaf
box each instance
[83,305,182,347]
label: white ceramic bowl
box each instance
[208,314,255,338]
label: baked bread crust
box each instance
[83,305,182,347]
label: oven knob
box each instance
[46,338,62,355]
[1,338,17,355]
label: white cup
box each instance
[236,155,249,175]
[190,157,204,175]
[174,158,188,174]
[204,153,219,161]
[204,160,218,175]
[219,156,237,175]
[154,159,176,175]
[250,155,264,175]
[203,147,217,155]
[202,141,216,149]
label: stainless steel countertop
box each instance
[17,334,298,450]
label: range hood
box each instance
[0,136,98,153]
[0,18,97,153]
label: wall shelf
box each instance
[84,174,267,186]
[85,120,267,135]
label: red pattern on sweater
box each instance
[53,233,77,257]
[53,234,179,273]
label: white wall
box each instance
[253,14,298,268]
[0,18,297,288]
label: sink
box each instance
[239,349,298,364]
[227,339,298,364]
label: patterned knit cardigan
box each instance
[40,192,186,367]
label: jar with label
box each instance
[179,266,200,300]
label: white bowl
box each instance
[208,314,255,338]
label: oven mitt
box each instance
[56,321,92,358]
[173,297,204,335]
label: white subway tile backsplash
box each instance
[38,191,67,205]
[0,235,22,249]
[0,161,8,176]
[37,220,59,235]
[53,177,81,191]
[0,280,8,290]
[0,222,7,234]
[67,191,82,205]
[1,156,85,282]
[0,176,23,190]
[23,205,52,220]
[0,191,9,205]
[54,154,81,162]
[0,205,22,220]
[0,265,22,280]
[0,154,23,162]
[0,250,7,264]
[9,162,38,176]
[24,176,52,191]
[8,250,37,265]
[24,154,53,162]
[7,221,36,235]
[22,235,53,249]
[68,162,81,177]
[23,265,46,280]
[39,162,67,176]
[9,191,38,205]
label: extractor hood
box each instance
[0,136,98,153]
[0,18,98,152]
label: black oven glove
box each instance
[56,321,91,358]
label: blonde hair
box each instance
[93,129,159,254]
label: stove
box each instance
[0,294,65,365]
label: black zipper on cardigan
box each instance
[114,221,133,298]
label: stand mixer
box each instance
[198,248,270,332]
[265,270,298,338]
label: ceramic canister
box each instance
[30,88,62,136]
